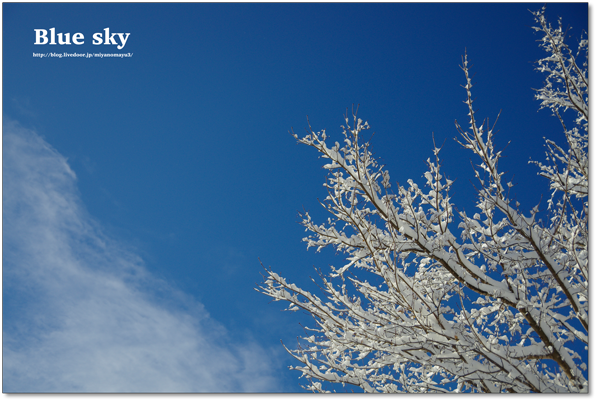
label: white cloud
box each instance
[2,120,279,393]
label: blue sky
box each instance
[2,2,590,393]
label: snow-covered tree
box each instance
[258,7,588,393]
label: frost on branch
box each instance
[258,8,587,393]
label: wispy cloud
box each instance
[2,120,279,393]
